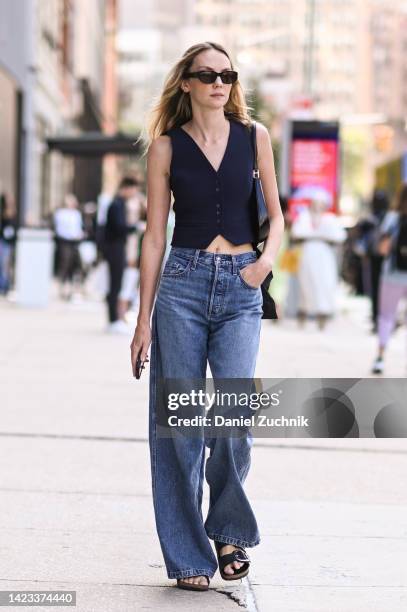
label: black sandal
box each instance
[176,575,210,591]
[214,541,251,580]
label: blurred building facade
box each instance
[117,0,163,132]
[118,0,407,144]
[117,0,407,212]
[0,1,29,224]
[0,0,118,227]
[162,0,406,125]
[2,0,406,225]
[370,0,407,159]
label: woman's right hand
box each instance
[130,320,152,378]
[377,235,392,257]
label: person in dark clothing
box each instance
[369,190,390,331]
[104,177,140,332]
[354,189,389,331]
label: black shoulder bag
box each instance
[250,121,278,320]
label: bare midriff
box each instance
[202,234,253,255]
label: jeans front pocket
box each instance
[161,254,193,278]
[237,261,260,291]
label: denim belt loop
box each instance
[191,249,200,270]
[231,254,238,275]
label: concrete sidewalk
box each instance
[0,289,406,611]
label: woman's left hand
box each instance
[240,262,268,289]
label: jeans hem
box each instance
[168,568,217,579]
[207,532,260,547]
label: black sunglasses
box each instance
[183,70,238,84]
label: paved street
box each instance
[1,284,406,611]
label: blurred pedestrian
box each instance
[354,189,389,332]
[53,194,85,300]
[117,186,146,320]
[291,196,346,329]
[78,202,98,289]
[341,224,364,296]
[372,183,407,374]
[95,191,113,259]
[0,192,17,295]
[104,177,139,333]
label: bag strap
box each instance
[250,121,259,178]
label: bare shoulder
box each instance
[148,133,172,159]
[252,121,273,164]
[147,134,172,177]
[254,121,271,144]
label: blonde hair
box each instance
[137,41,254,158]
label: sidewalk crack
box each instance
[214,586,248,608]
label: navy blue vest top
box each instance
[163,116,257,249]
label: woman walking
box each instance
[372,183,407,375]
[130,42,284,590]
[53,194,84,300]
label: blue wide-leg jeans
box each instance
[148,246,263,579]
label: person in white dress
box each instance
[291,196,346,329]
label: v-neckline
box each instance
[179,118,232,174]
